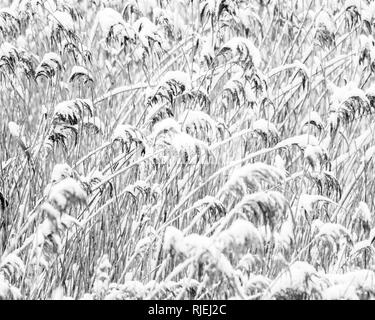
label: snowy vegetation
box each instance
[1,0,375,300]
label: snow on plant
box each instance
[266,261,327,299]
[1,0,375,301]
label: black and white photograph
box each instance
[0,0,375,306]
